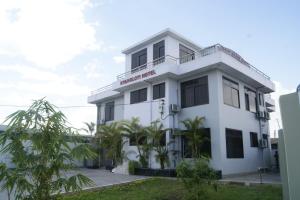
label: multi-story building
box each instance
[88,29,275,175]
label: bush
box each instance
[176,158,218,200]
[128,160,140,175]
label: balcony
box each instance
[88,44,274,103]
[265,94,276,112]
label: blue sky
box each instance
[0,0,299,134]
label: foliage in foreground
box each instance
[176,158,218,200]
[0,99,96,200]
[61,178,282,200]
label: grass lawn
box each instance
[62,178,282,200]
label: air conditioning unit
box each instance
[259,139,268,149]
[264,112,270,120]
[170,104,180,113]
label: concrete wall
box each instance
[279,92,300,200]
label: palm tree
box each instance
[123,118,151,168]
[147,121,170,170]
[96,122,125,167]
[181,116,209,159]
[83,122,95,136]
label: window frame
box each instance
[153,82,165,100]
[250,132,259,147]
[244,87,257,113]
[104,101,114,122]
[225,128,244,159]
[181,76,209,108]
[131,48,147,71]
[153,40,165,65]
[223,77,240,108]
[130,88,147,104]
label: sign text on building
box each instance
[120,70,156,85]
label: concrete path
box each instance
[0,169,148,200]
[220,172,281,185]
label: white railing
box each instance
[90,84,113,95]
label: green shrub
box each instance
[128,160,140,175]
[176,158,218,199]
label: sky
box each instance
[0,0,299,136]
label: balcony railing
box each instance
[117,55,177,80]
[90,84,113,95]
[90,44,271,96]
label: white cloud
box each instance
[83,60,102,79]
[113,55,125,64]
[269,81,294,137]
[0,0,99,68]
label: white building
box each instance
[88,29,275,175]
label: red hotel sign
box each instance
[120,70,156,85]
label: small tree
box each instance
[96,122,125,167]
[181,116,209,159]
[147,121,170,170]
[176,158,218,200]
[123,118,151,168]
[0,99,95,200]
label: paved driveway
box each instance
[220,172,281,185]
[0,169,147,200]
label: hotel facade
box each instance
[88,29,275,175]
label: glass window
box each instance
[250,132,258,147]
[245,87,257,113]
[131,48,147,70]
[153,40,165,65]
[179,44,195,64]
[223,77,240,108]
[226,128,244,158]
[104,101,114,121]
[153,82,165,100]
[181,76,209,108]
[129,135,146,146]
[130,88,147,104]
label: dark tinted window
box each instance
[129,135,147,146]
[131,48,147,70]
[153,82,165,100]
[182,128,211,158]
[179,44,195,64]
[226,128,244,158]
[130,88,147,104]
[181,76,209,108]
[223,77,240,108]
[250,132,258,147]
[245,87,257,113]
[105,101,114,121]
[153,40,165,65]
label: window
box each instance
[250,132,258,147]
[153,40,165,65]
[153,82,165,100]
[223,77,240,108]
[104,101,114,121]
[181,76,209,108]
[258,93,264,106]
[226,128,244,158]
[131,48,147,71]
[179,44,195,64]
[129,135,147,146]
[130,88,147,104]
[263,134,269,148]
[245,87,257,113]
[182,128,211,158]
